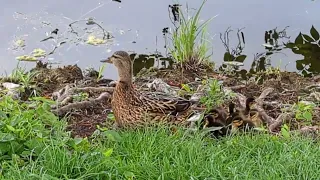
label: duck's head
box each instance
[207,109,220,119]
[231,118,255,133]
[246,97,255,109]
[202,109,226,128]
[100,51,133,82]
[228,102,236,115]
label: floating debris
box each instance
[16,55,37,61]
[262,43,274,48]
[31,48,46,57]
[51,28,59,35]
[86,35,106,45]
[15,39,25,47]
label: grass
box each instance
[168,0,216,70]
[0,68,319,180]
[0,66,319,180]
[2,126,320,179]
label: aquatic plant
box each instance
[167,0,216,71]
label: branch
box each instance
[52,85,114,105]
[268,112,294,132]
[51,92,111,116]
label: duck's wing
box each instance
[136,91,193,113]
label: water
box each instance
[0,0,319,80]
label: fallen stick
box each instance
[297,126,320,139]
[254,88,276,125]
[52,85,114,105]
[268,112,294,132]
[227,85,246,91]
[51,92,111,117]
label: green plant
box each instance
[2,126,320,179]
[181,83,194,93]
[178,83,195,97]
[168,0,216,70]
[2,138,115,179]
[72,92,89,102]
[9,66,37,87]
[97,63,107,82]
[107,113,115,121]
[200,78,235,111]
[7,66,40,97]
[281,124,290,139]
[293,101,314,123]
[0,96,67,162]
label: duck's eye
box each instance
[251,113,258,117]
[113,54,122,59]
[212,113,218,118]
[232,120,243,126]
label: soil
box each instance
[2,62,320,138]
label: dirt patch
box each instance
[28,62,115,137]
[48,67,320,137]
[134,67,227,90]
[30,63,84,95]
[66,107,112,138]
[3,61,319,138]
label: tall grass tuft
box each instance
[170,0,217,71]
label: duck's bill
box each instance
[100,57,113,63]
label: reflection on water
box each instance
[0,0,319,79]
[285,26,320,77]
[216,25,320,79]
[131,52,173,76]
[249,26,291,74]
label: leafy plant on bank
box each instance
[2,66,40,99]
[200,78,235,112]
[166,0,216,71]
[293,101,315,124]
[0,96,67,163]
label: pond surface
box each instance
[0,0,319,80]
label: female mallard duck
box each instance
[100,51,194,128]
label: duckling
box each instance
[228,98,264,126]
[244,97,263,128]
[230,115,256,133]
[226,102,256,133]
[200,108,228,138]
[100,51,195,128]
[225,102,236,125]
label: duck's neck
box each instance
[116,79,134,90]
[117,67,133,84]
[245,104,250,112]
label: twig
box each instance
[51,92,111,116]
[268,112,294,132]
[256,87,274,106]
[227,85,246,91]
[53,85,114,103]
[296,126,320,139]
[252,87,276,125]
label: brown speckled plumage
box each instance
[228,97,263,132]
[101,51,194,128]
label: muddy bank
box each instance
[1,61,319,138]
